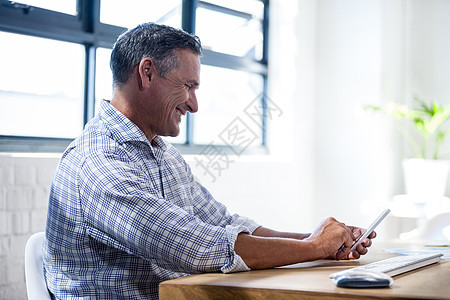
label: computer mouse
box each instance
[332,270,393,288]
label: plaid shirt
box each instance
[43,100,259,299]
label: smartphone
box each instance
[350,209,391,251]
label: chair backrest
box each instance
[24,232,52,300]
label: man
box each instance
[43,23,375,299]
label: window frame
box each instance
[0,0,269,153]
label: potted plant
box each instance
[365,97,450,198]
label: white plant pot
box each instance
[402,158,450,199]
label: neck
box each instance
[111,88,156,142]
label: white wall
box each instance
[313,0,394,228]
[312,0,450,231]
[407,0,450,104]
[196,0,450,237]
[0,155,58,299]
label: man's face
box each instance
[147,49,200,138]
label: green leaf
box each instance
[363,97,450,159]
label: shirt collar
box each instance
[99,99,167,156]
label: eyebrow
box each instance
[187,80,200,87]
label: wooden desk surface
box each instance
[159,246,450,299]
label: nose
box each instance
[186,91,198,113]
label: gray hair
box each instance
[110,23,202,86]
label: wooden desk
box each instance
[160,246,450,299]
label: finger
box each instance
[336,247,350,260]
[368,231,377,239]
[343,225,357,241]
[336,232,355,260]
[337,244,355,260]
[348,250,361,259]
[356,243,368,255]
[348,242,369,259]
[348,226,364,237]
[361,238,372,248]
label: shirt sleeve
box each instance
[78,150,252,274]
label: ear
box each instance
[137,57,154,90]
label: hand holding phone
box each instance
[349,209,390,252]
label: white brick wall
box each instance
[0,155,59,300]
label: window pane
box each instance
[17,0,77,15]
[100,0,182,29]
[95,48,113,113]
[95,47,187,144]
[202,0,264,16]
[196,1,264,59]
[0,32,85,138]
[194,65,264,146]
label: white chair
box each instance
[420,212,450,241]
[25,232,52,300]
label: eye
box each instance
[184,83,192,90]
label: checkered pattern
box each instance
[43,100,260,299]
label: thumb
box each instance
[336,234,354,260]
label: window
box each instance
[0,0,268,152]
[0,32,85,138]
[194,65,264,145]
[100,0,182,29]
[196,1,264,60]
[14,0,77,15]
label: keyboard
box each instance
[329,253,444,278]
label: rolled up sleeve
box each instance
[220,224,252,273]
